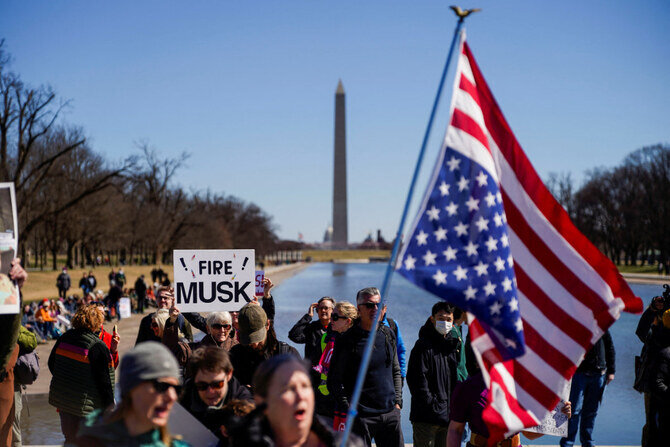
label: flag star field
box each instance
[397,148,524,357]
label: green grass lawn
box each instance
[616,263,661,274]
[303,249,390,262]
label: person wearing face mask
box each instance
[407,302,461,447]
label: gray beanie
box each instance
[119,341,180,396]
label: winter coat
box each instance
[57,272,71,290]
[135,278,147,296]
[288,313,328,369]
[577,329,615,376]
[648,342,670,447]
[179,375,252,440]
[229,413,364,447]
[48,328,115,417]
[636,306,658,343]
[98,328,120,368]
[229,338,299,388]
[193,333,238,352]
[70,408,191,447]
[327,321,402,416]
[407,318,461,425]
[636,324,670,393]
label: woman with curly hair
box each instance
[48,304,115,443]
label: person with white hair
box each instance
[195,311,238,352]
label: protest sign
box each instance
[173,249,255,312]
[119,297,132,319]
[0,183,19,315]
[255,270,265,298]
[525,380,570,437]
[168,402,219,447]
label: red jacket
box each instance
[98,327,119,368]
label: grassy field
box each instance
[616,263,661,274]
[302,249,390,262]
[22,264,165,303]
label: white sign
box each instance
[255,270,265,298]
[525,380,571,437]
[0,183,19,315]
[168,402,219,447]
[173,249,255,312]
[119,297,132,319]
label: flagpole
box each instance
[339,7,479,447]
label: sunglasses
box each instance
[151,322,159,328]
[331,313,344,322]
[211,323,231,330]
[360,302,379,310]
[151,380,182,395]
[194,380,226,391]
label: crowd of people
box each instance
[0,261,667,447]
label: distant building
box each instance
[323,225,333,244]
[332,80,348,248]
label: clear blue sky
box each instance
[1,1,668,243]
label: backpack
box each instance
[14,351,40,385]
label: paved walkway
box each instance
[621,271,670,285]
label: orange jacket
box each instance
[36,307,56,322]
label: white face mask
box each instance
[435,320,453,335]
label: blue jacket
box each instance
[382,316,407,378]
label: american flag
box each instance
[397,36,642,439]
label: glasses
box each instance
[194,380,226,391]
[151,322,159,328]
[331,313,343,321]
[211,323,231,330]
[151,380,182,395]
[360,302,379,310]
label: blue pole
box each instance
[339,18,466,447]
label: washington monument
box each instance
[332,80,348,248]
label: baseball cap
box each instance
[238,303,268,345]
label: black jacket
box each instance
[229,413,364,447]
[134,278,147,296]
[407,318,460,425]
[229,339,299,388]
[180,375,253,440]
[327,321,402,416]
[636,306,658,343]
[638,325,670,393]
[577,329,615,376]
[650,345,670,409]
[288,314,328,367]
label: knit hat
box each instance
[119,342,180,396]
[238,303,268,345]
